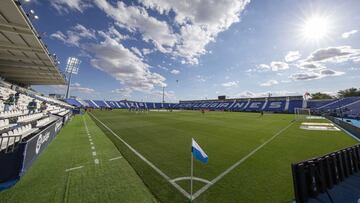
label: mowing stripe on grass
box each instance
[65,166,84,172]
[191,121,295,200]
[88,112,191,199]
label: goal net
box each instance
[294,108,311,121]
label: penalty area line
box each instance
[88,112,191,199]
[192,121,295,200]
[109,156,122,161]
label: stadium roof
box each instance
[0,0,66,85]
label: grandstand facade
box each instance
[65,96,360,118]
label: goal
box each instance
[294,108,311,121]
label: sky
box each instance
[23,0,360,102]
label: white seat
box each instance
[13,129,18,135]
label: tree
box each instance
[310,92,334,100]
[337,88,360,98]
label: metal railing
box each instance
[0,134,23,153]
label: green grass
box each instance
[0,114,156,203]
[90,110,358,203]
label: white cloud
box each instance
[80,27,166,96]
[50,0,91,13]
[46,83,95,95]
[57,0,250,65]
[51,25,164,96]
[70,83,95,94]
[142,48,154,55]
[341,30,358,39]
[319,69,345,76]
[298,62,325,70]
[270,61,289,71]
[290,69,344,81]
[246,64,270,73]
[94,0,177,54]
[94,0,250,64]
[112,88,132,98]
[146,0,250,64]
[222,81,239,87]
[260,79,279,87]
[131,47,143,57]
[289,72,320,81]
[285,51,301,62]
[150,90,177,101]
[236,90,299,98]
[170,69,180,75]
[50,24,96,47]
[306,46,360,63]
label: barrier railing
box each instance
[326,116,360,139]
[291,144,360,203]
[0,135,23,153]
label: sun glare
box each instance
[301,15,331,41]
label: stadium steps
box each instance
[0,115,156,203]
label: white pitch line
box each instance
[88,112,191,199]
[109,156,122,161]
[65,166,84,172]
[171,176,212,185]
[83,115,101,166]
[191,122,295,200]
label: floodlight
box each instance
[65,57,81,99]
[65,57,81,75]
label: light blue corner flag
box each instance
[191,138,208,163]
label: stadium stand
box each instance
[0,0,71,190]
[306,97,360,118]
[64,96,306,114]
[0,80,72,189]
[63,95,360,119]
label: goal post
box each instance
[294,108,311,121]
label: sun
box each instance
[301,15,331,41]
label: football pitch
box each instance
[89,110,358,202]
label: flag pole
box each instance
[190,147,193,202]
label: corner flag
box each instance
[190,138,208,201]
[191,138,208,163]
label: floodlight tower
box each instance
[65,57,81,99]
[162,86,165,104]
